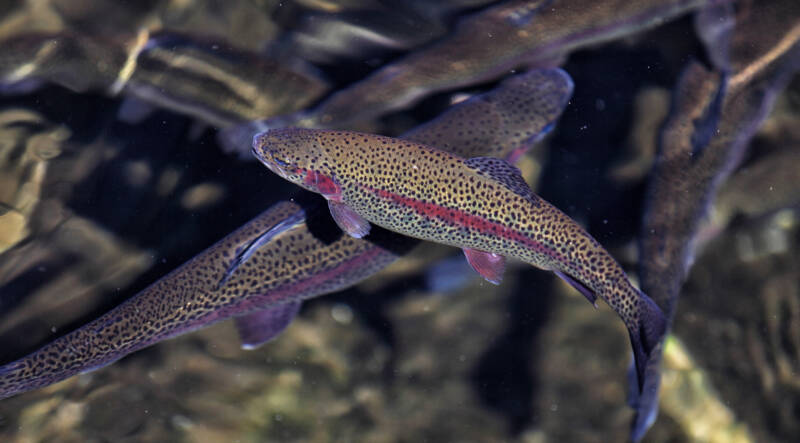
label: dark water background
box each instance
[0,1,798,442]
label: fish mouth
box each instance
[250,143,276,173]
[251,146,292,180]
[251,133,277,171]
[251,131,298,180]
[251,133,266,162]
[251,146,276,174]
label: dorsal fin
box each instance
[464,157,540,206]
[217,209,306,289]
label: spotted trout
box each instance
[253,128,666,389]
[0,68,573,400]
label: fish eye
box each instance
[272,154,290,168]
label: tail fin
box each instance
[626,291,667,442]
[628,341,665,442]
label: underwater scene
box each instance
[0,0,798,441]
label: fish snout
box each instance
[251,132,268,160]
[251,132,284,168]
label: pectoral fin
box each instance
[235,301,302,350]
[462,248,505,285]
[328,200,371,238]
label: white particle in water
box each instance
[331,303,353,324]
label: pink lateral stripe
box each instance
[115,244,389,353]
[208,245,388,327]
[366,185,565,263]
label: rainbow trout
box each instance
[284,0,710,129]
[0,202,397,399]
[0,68,572,400]
[253,128,666,390]
[634,2,800,440]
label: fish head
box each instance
[252,128,342,200]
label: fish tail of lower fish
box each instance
[0,361,21,398]
[0,313,137,400]
[0,358,51,401]
[0,341,87,400]
[0,334,131,401]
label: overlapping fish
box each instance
[0,68,573,400]
[252,127,666,401]
[277,0,713,129]
[635,0,800,439]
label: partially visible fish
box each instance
[0,30,328,128]
[708,147,800,238]
[253,127,666,399]
[634,1,800,439]
[403,68,571,162]
[0,32,129,94]
[267,0,711,129]
[277,1,450,64]
[124,31,329,127]
[0,201,403,400]
[0,68,573,400]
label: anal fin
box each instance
[328,200,371,238]
[553,270,598,307]
[235,301,302,350]
[462,248,505,285]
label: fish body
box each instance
[283,0,708,129]
[635,2,799,440]
[254,128,666,388]
[0,69,573,400]
[0,201,400,400]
